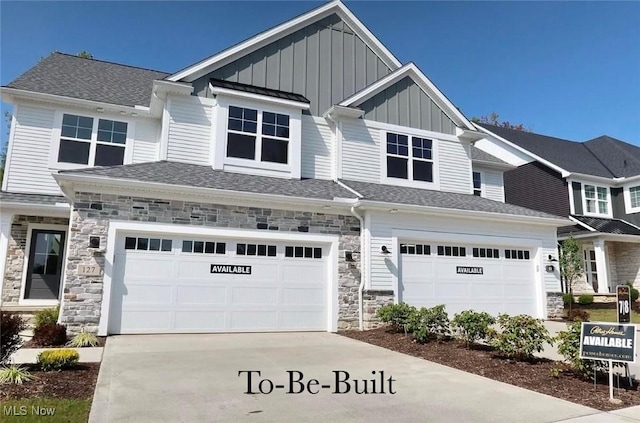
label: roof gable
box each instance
[167,0,401,83]
[583,136,640,178]
[5,52,169,107]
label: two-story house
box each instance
[0,0,567,335]
[475,124,640,295]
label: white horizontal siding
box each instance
[367,211,560,294]
[166,96,212,165]
[5,105,59,194]
[341,120,380,183]
[301,115,332,180]
[478,167,505,203]
[439,140,471,194]
[132,119,160,163]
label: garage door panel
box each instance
[282,263,325,282]
[470,283,503,298]
[230,311,278,330]
[433,282,471,298]
[119,284,173,305]
[119,257,175,277]
[174,311,225,330]
[281,288,324,305]
[120,311,172,331]
[175,286,227,305]
[231,287,278,304]
[281,311,325,329]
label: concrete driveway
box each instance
[90,333,631,423]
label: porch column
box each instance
[593,239,610,294]
[0,212,14,304]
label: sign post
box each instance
[580,322,636,402]
[617,285,631,324]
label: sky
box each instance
[1,1,639,150]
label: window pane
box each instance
[125,237,136,249]
[216,242,226,254]
[285,246,293,257]
[268,245,277,257]
[229,106,243,118]
[62,114,78,126]
[227,133,256,160]
[631,187,640,208]
[598,201,608,214]
[182,240,193,253]
[98,119,112,131]
[161,240,172,252]
[45,254,59,275]
[95,144,125,166]
[413,160,433,182]
[114,121,128,133]
[244,108,257,121]
[228,118,243,131]
[112,131,127,144]
[97,130,112,142]
[305,247,313,258]
[61,125,77,138]
[137,238,148,250]
[387,156,408,179]
[261,138,288,164]
[78,116,93,129]
[263,112,276,124]
[276,126,289,138]
[243,121,257,133]
[597,187,607,200]
[262,123,276,136]
[258,244,267,256]
[194,241,204,253]
[313,248,322,259]
[585,185,595,199]
[237,244,246,255]
[295,246,304,258]
[276,114,289,126]
[247,244,257,255]
[205,242,215,254]
[58,139,90,164]
[473,172,482,189]
[77,128,93,140]
[149,239,160,251]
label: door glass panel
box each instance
[26,230,65,300]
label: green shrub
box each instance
[1,312,26,365]
[555,321,607,380]
[562,293,574,305]
[33,323,67,347]
[37,349,79,371]
[567,309,590,322]
[577,294,594,305]
[34,306,60,329]
[406,304,450,343]
[67,330,99,348]
[451,310,496,347]
[0,364,34,385]
[376,303,416,333]
[627,282,640,302]
[488,314,553,360]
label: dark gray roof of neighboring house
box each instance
[58,161,354,200]
[210,78,310,103]
[479,124,640,178]
[0,191,68,205]
[5,53,170,107]
[557,225,591,237]
[571,215,640,236]
[470,146,509,166]
[341,179,563,219]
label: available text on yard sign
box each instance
[456,266,483,275]
[579,322,636,363]
[210,264,252,275]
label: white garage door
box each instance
[400,242,537,317]
[109,233,328,334]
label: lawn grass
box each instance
[580,308,640,324]
[0,398,91,423]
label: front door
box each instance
[24,230,66,300]
[583,248,598,293]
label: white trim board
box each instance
[167,0,402,83]
[97,221,340,335]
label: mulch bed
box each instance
[341,328,640,411]
[1,363,100,401]
[23,337,107,349]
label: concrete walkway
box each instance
[11,347,103,364]
[89,332,620,423]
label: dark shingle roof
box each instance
[5,53,170,107]
[0,191,68,206]
[557,225,591,237]
[571,215,640,236]
[210,79,310,103]
[342,180,562,218]
[479,124,640,178]
[471,146,509,166]
[59,161,354,200]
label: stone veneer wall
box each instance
[612,242,640,287]
[362,290,394,329]
[61,192,362,333]
[1,215,70,305]
[546,292,564,319]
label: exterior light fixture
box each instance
[381,245,390,254]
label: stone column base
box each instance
[546,292,564,319]
[362,289,395,329]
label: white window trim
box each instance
[19,223,68,306]
[623,184,640,214]
[380,130,440,189]
[213,96,302,179]
[472,170,484,197]
[581,183,612,218]
[48,109,135,170]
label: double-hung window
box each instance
[386,132,433,182]
[58,113,128,166]
[226,106,290,165]
[584,184,609,215]
[627,186,640,213]
[472,171,483,196]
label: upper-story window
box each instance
[58,113,128,166]
[472,171,482,196]
[584,184,609,215]
[386,132,433,182]
[631,186,640,208]
[226,106,290,165]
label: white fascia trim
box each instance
[568,216,597,232]
[0,202,71,216]
[167,0,401,83]
[53,173,358,209]
[355,199,569,227]
[0,87,151,118]
[557,233,640,243]
[474,124,571,177]
[471,159,515,171]
[339,63,475,130]
[569,172,627,186]
[210,85,310,110]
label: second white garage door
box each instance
[109,234,328,334]
[399,242,538,317]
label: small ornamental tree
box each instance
[559,236,583,316]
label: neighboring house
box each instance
[475,124,640,295]
[0,0,567,335]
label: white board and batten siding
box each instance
[366,211,561,295]
[4,105,60,194]
[300,115,332,180]
[166,96,213,165]
[340,119,471,194]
